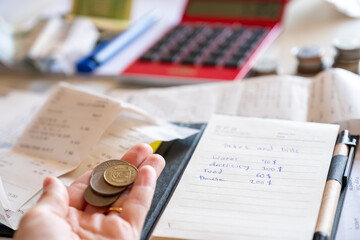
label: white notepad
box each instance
[152,115,339,240]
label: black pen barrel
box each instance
[313,231,328,240]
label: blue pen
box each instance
[77,10,161,73]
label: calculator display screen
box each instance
[186,0,282,20]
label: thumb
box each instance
[36,176,69,217]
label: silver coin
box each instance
[252,58,278,75]
[333,37,360,51]
[292,46,324,59]
[333,38,360,61]
[84,186,120,207]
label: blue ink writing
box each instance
[200,175,224,181]
[223,143,249,150]
[250,179,272,186]
[212,155,238,162]
[209,161,250,170]
[281,147,299,153]
[256,145,273,152]
[204,168,223,174]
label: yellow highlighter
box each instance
[149,141,162,153]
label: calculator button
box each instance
[224,60,238,68]
[174,42,190,51]
[169,49,181,55]
[139,24,269,69]
[160,54,178,63]
[171,44,186,53]
[254,28,267,36]
[240,42,252,49]
[233,28,245,34]
[188,50,202,57]
[181,56,197,65]
[216,43,229,51]
[229,53,244,61]
[217,38,235,51]
[181,50,202,64]
[197,41,212,50]
[202,51,224,64]
[203,57,220,66]
[210,52,224,59]
[140,51,158,61]
[234,46,249,55]
[140,55,154,62]
[224,58,245,68]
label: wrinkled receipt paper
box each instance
[152,115,339,240]
[0,82,198,229]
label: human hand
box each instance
[14,143,165,240]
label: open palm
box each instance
[14,143,165,240]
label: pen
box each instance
[313,130,351,240]
[77,10,161,73]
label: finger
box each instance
[36,177,69,217]
[118,166,157,232]
[67,169,92,210]
[107,153,165,209]
[138,153,165,178]
[120,143,154,167]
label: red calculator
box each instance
[121,0,288,84]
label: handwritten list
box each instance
[152,115,339,240]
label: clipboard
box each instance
[143,126,358,240]
[142,123,207,240]
[0,223,13,238]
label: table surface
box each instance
[1,0,360,238]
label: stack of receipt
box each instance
[0,82,198,229]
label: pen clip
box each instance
[342,136,357,189]
[343,138,357,147]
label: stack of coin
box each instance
[84,160,138,207]
[251,58,278,77]
[292,46,325,75]
[332,37,360,74]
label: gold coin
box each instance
[84,186,120,207]
[91,171,126,196]
[90,160,129,196]
[104,164,138,187]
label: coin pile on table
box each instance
[251,58,278,76]
[84,160,138,207]
[292,46,325,75]
[332,37,360,74]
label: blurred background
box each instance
[0,0,359,81]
